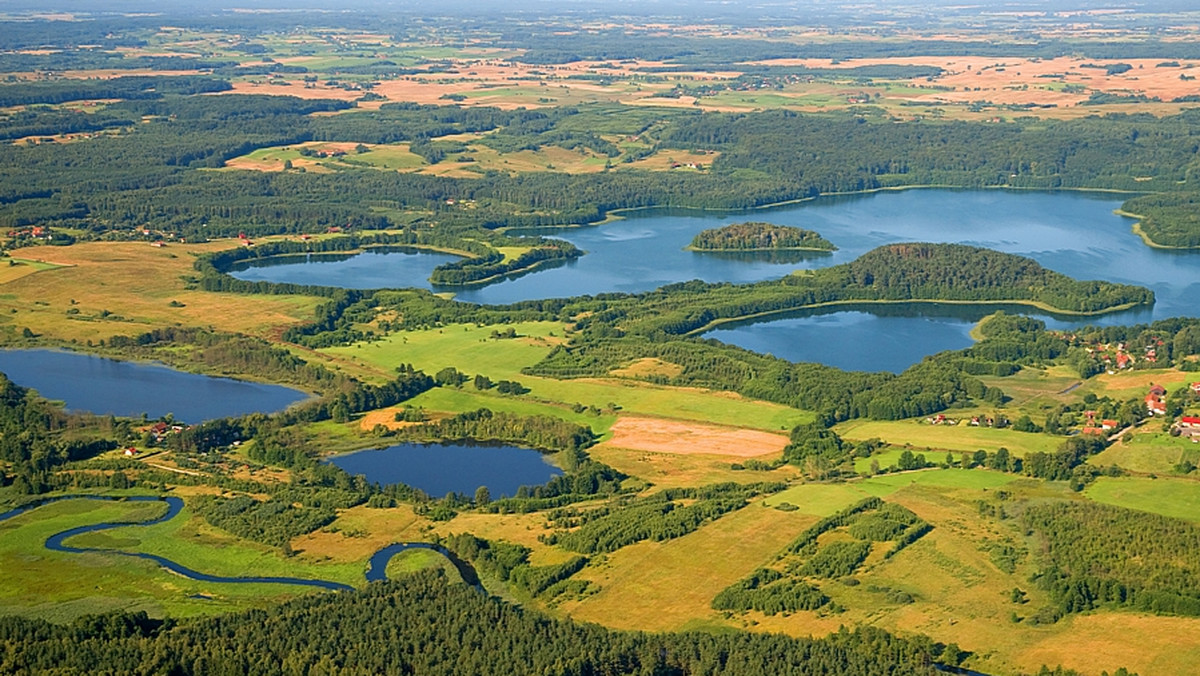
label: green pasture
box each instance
[1089,432,1200,473]
[859,468,1021,492]
[0,497,333,621]
[345,145,426,170]
[325,322,812,430]
[384,548,462,582]
[1085,475,1200,524]
[324,321,564,381]
[402,387,617,435]
[836,419,1062,456]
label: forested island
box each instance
[688,222,837,252]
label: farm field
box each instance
[0,241,322,343]
[835,418,1063,456]
[324,323,813,431]
[1084,475,1200,524]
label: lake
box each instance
[228,247,462,289]
[327,441,563,498]
[215,189,1200,371]
[0,349,309,421]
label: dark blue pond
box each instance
[0,349,308,422]
[227,247,462,289]
[327,441,563,498]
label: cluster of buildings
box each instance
[1080,411,1122,436]
[923,413,1009,427]
[1143,382,1200,439]
[1077,338,1166,373]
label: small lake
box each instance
[0,349,308,422]
[327,441,563,498]
[227,247,462,290]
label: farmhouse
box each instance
[1191,382,1200,394]
[1146,393,1167,415]
[1182,416,1200,429]
[1101,419,1119,430]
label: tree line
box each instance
[0,570,948,675]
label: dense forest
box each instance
[0,570,952,675]
[3,96,1200,247]
[1022,501,1200,621]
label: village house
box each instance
[1146,393,1167,415]
[1191,382,1200,394]
[1101,419,1120,431]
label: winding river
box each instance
[0,495,473,592]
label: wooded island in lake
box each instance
[688,222,838,252]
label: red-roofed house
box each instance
[1182,416,1200,429]
[1191,382,1200,394]
[1116,353,1131,369]
[1082,426,1106,435]
[1149,384,1167,397]
[1101,419,1119,430]
[1146,394,1167,415]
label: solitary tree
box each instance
[474,485,491,506]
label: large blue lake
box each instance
[0,349,308,421]
[327,441,563,498]
[214,189,1200,372]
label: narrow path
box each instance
[144,462,205,477]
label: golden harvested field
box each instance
[1,240,321,343]
[293,503,425,564]
[562,501,814,631]
[1080,368,1193,400]
[750,56,1200,108]
[602,416,789,458]
[1018,613,1200,675]
[587,443,799,489]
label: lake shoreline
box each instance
[686,298,1149,338]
